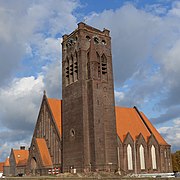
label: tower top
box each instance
[62,22,110,41]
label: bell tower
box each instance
[62,22,118,172]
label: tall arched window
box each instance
[101,54,108,81]
[151,145,157,169]
[127,144,133,170]
[139,145,145,170]
[73,51,78,81]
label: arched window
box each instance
[151,145,157,169]
[139,145,145,170]
[69,55,73,84]
[74,51,78,81]
[101,54,108,81]
[127,144,133,170]
[101,54,107,74]
[96,52,100,78]
[65,58,69,85]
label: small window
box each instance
[18,154,20,158]
[86,35,91,41]
[102,40,106,45]
[70,129,75,137]
[94,37,99,44]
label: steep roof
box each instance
[13,149,29,167]
[44,96,168,146]
[115,107,151,142]
[140,112,168,145]
[115,106,168,145]
[36,138,53,167]
[4,157,10,167]
[47,98,62,135]
[0,162,3,172]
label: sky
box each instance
[0,0,180,161]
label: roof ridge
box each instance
[133,106,152,134]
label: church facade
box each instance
[26,94,62,175]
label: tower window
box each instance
[101,55,107,74]
[65,58,69,86]
[65,52,78,86]
[101,54,108,81]
[74,52,78,82]
[70,129,75,137]
[94,37,99,44]
[97,52,101,78]
[86,35,91,41]
[102,40,106,45]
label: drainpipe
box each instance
[134,141,137,175]
[117,146,121,175]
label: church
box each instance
[4,23,172,176]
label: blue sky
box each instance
[0,0,180,161]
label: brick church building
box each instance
[26,23,172,175]
[4,23,172,176]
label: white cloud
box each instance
[0,75,45,161]
[158,118,180,151]
[0,0,78,85]
[115,91,125,105]
[43,60,62,99]
[0,75,44,130]
[86,2,180,109]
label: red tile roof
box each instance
[47,98,62,135]
[13,149,29,167]
[0,162,3,172]
[115,107,151,142]
[4,157,10,167]
[140,112,168,145]
[36,138,52,167]
[46,97,168,146]
[115,106,168,145]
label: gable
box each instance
[12,149,29,166]
[32,95,61,139]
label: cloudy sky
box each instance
[0,0,180,161]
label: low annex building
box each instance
[9,146,29,176]
[0,162,4,177]
[3,157,10,176]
